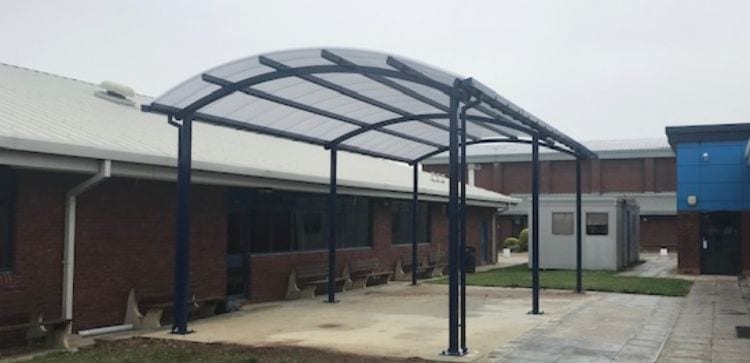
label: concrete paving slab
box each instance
[619,253,677,278]
[657,277,750,362]
[487,293,683,363]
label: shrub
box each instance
[503,237,519,251]
[518,228,529,252]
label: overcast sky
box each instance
[1,0,748,140]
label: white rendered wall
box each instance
[528,197,625,271]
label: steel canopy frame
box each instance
[142,48,595,356]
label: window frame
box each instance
[586,212,609,236]
[247,191,374,254]
[551,211,574,236]
[390,201,431,245]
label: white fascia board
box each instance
[423,149,675,165]
[1,148,515,208]
[501,192,676,215]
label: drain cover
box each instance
[737,326,750,339]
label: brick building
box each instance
[0,63,515,342]
[423,139,677,251]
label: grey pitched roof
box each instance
[0,62,518,206]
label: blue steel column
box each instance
[327,146,338,303]
[445,92,460,355]
[459,105,468,353]
[411,163,419,286]
[172,115,192,334]
[575,156,583,293]
[530,134,541,315]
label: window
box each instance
[391,201,431,245]
[551,212,574,235]
[0,167,14,272]
[248,191,372,253]
[586,212,609,235]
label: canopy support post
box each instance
[576,156,584,293]
[327,146,338,303]
[530,134,542,315]
[459,99,476,354]
[172,115,193,335]
[411,163,419,286]
[444,91,461,356]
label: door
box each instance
[226,189,251,298]
[480,218,490,263]
[700,212,742,275]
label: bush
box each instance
[503,237,519,251]
[518,228,529,252]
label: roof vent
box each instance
[95,81,135,106]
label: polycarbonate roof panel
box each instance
[146,48,596,162]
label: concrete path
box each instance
[486,294,683,362]
[619,253,677,278]
[657,278,750,362]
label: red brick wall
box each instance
[0,170,75,346]
[247,204,494,302]
[425,157,676,195]
[73,178,226,331]
[0,168,497,339]
[496,215,514,250]
[474,166,494,190]
[655,158,676,192]
[501,163,532,194]
[548,160,576,193]
[600,159,645,192]
[676,212,701,274]
[0,170,226,336]
[639,215,678,250]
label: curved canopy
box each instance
[143,48,596,163]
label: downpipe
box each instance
[62,160,112,326]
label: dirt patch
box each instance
[23,337,433,362]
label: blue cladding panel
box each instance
[676,140,750,211]
[677,165,700,183]
[701,164,743,183]
[676,143,701,165]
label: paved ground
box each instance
[657,277,750,362]
[486,294,683,362]
[619,252,677,278]
[133,257,750,362]
[480,252,528,271]
[487,277,750,363]
[144,282,594,362]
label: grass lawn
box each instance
[23,338,429,363]
[433,264,693,296]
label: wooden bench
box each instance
[285,263,348,300]
[343,258,392,289]
[0,312,69,348]
[393,253,434,281]
[124,289,224,329]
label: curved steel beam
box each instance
[161,65,457,119]
[413,137,577,164]
[328,114,534,148]
[141,59,595,160]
